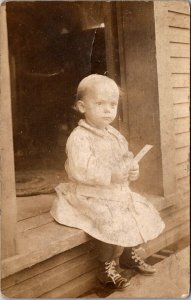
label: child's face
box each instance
[78,83,119,130]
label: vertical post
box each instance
[103,2,128,133]
[0,4,17,258]
[154,1,177,200]
[103,2,119,83]
[116,2,129,137]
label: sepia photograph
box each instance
[0,0,190,298]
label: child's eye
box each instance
[111,103,117,107]
[96,102,102,106]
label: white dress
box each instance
[50,119,165,247]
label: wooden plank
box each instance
[172,87,190,103]
[164,205,189,228]
[168,11,190,29]
[170,57,190,73]
[2,254,98,298]
[169,27,190,43]
[175,146,189,164]
[0,4,17,258]
[161,203,189,229]
[170,43,190,57]
[151,253,168,260]
[144,221,189,258]
[39,269,97,298]
[175,132,190,148]
[1,226,91,279]
[17,194,55,221]
[176,162,189,179]
[173,103,190,118]
[167,1,190,15]
[17,212,53,233]
[176,188,190,207]
[1,243,90,290]
[177,176,190,193]
[172,74,190,87]
[159,249,174,255]
[160,198,188,218]
[176,163,190,180]
[16,222,87,254]
[174,118,189,134]
[154,1,177,198]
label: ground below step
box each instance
[107,246,189,298]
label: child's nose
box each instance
[104,105,111,113]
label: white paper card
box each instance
[134,144,153,163]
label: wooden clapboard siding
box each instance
[167,1,190,14]
[173,102,189,118]
[172,87,189,103]
[170,43,189,57]
[170,57,189,73]
[177,176,190,194]
[166,1,190,209]
[175,132,189,149]
[171,74,189,87]
[169,27,190,43]
[168,10,190,29]
[174,118,189,134]
[175,146,189,164]
[176,162,189,179]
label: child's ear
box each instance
[76,100,86,113]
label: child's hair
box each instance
[76,74,119,101]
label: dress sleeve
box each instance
[117,133,135,175]
[65,131,112,186]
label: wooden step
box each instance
[1,223,90,279]
[39,269,98,298]
[2,196,187,279]
[2,254,98,298]
[17,194,55,221]
[1,243,90,290]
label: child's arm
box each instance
[65,132,112,186]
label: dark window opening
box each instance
[7,2,106,195]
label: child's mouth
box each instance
[103,117,111,120]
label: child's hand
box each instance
[128,161,139,181]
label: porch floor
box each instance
[107,246,190,299]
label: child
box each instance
[50,74,165,290]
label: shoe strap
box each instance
[105,261,125,284]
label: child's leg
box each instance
[95,240,123,262]
[119,246,156,275]
[95,240,130,290]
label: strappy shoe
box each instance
[97,260,130,290]
[120,248,156,275]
